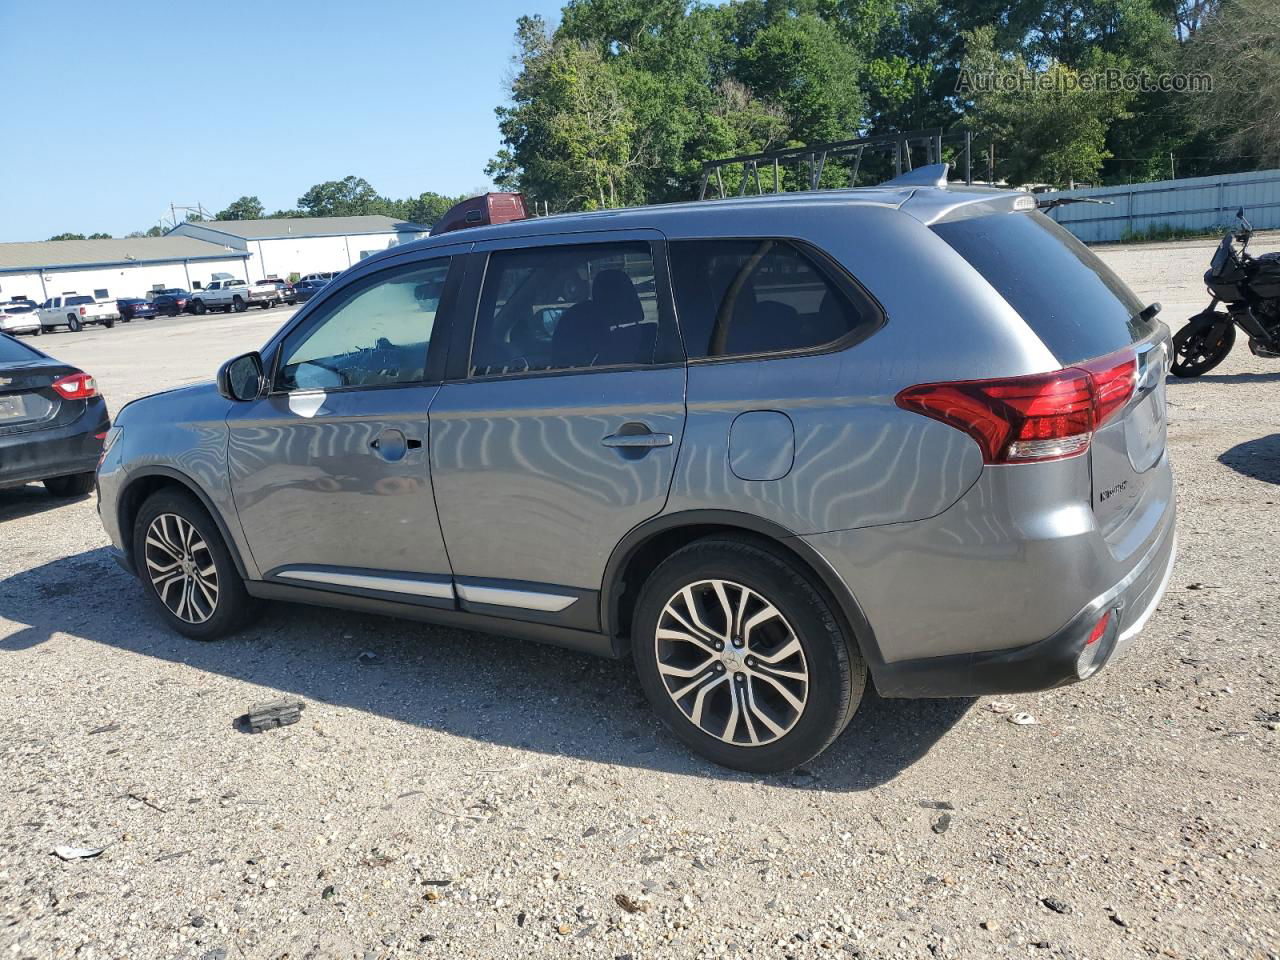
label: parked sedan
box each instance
[292,278,329,302]
[117,298,159,322]
[0,302,42,337]
[152,291,193,316]
[261,278,297,305]
[0,334,109,498]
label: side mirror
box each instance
[217,351,264,401]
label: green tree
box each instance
[1182,0,1280,167]
[961,25,1134,185]
[216,196,264,220]
[47,232,86,240]
[88,232,111,239]
[297,176,388,216]
[398,191,466,225]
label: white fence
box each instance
[1040,169,1280,244]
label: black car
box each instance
[117,298,159,322]
[0,334,109,497]
[152,290,193,316]
[292,278,329,302]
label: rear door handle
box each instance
[602,431,673,449]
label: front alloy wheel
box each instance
[133,488,259,639]
[143,512,219,624]
[655,580,808,747]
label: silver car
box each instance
[97,179,1176,772]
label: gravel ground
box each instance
[1,238,1278,960]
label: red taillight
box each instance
[52,372,97,400]
[79,306,87,316]
[895,347,1138,465]
[1081,350,1137,427]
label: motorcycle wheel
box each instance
[1171,314,1236,378]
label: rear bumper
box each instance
[802,450,1177,698]
[871,515,1176,697]
[0,399,109,489]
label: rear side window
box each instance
[931,211,1153,364]
[67,296,92,305]
[470,241,660,376]
[669,239,875,359]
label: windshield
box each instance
[932,210,1153,364]
[1209,234,1235,276]
[4,304,34,313]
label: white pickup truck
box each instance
[189,279,280,314]
[37,294,118,332]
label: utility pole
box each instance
[1169,152,1176,180]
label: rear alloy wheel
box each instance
[67,314,82,332]
[632,538,864,773]
[133,489,259,639]
[232,296,246,313]
[193,300,206,315]
[43,472,94,498]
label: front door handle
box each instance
[601,429,674,449]
[370,429,410,462]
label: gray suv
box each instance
[97,181,1176,772]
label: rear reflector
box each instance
[51,372,97,400]
[1087,609,1112,645]
[894,346,1138,465]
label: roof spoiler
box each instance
[881,162,950,188]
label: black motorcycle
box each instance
[1171,208,1280,377]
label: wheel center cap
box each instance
[721,646,745,671]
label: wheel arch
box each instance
[600,509,884,670]
[116,467,250,580]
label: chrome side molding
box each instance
[455,582,578,612]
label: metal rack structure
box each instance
[698,128,974,200]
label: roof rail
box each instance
[698,128,973,200]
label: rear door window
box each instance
[669,239,878,359]
[470,241,661,376]
[931,211,1154,363]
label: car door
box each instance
[225,250,465,605]
[428,230,686,629]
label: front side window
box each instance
[669,239,872,359]
[470,241,659,377]
[275,258,449,392]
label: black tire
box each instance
[32,324,42,336]
[67,314,82,332]
[132,488,260,640]
[631,537,865,773]
[232,296,245,313]
[193,300,207,316]
[103,317,115,328]
[43,472,95,498]
[259,301,271,309]
[1172,313,1236,378]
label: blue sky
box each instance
[0,0,564,242]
